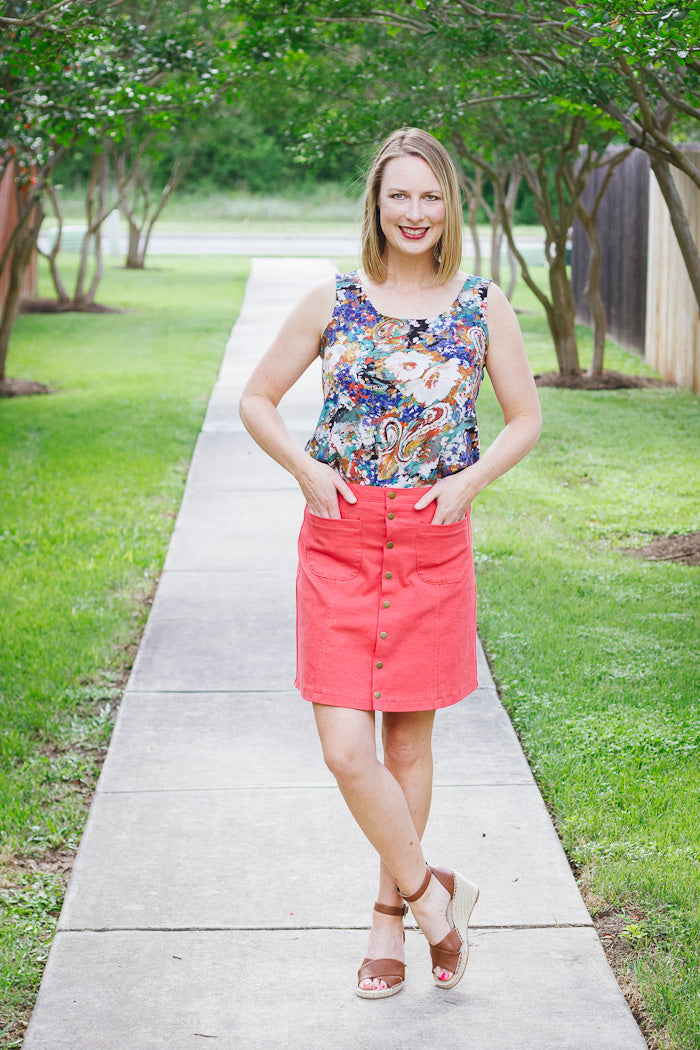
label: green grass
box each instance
[1,246,697,1047]
[46,183,365,236]
[0,255,249,1041]
[473,280,700,1049]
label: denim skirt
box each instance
[294,483,478,712]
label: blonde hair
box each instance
[361,127,463,284]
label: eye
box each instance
[390,192,406,199]
[425,194,440,201]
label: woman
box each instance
[239,128,541,998]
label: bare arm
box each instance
[414,282,542,523]
[238,276,357,518]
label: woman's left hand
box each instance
[413,470,478,524]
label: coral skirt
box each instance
[294,483,478,712]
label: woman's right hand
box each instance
[294,454,357,518]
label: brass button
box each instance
[387,541,394,549]
[376,661,383,669]
[374,691,381,699]
[388,491,396,499]
[380,631,387,639]
[385,571,392,579]
[383,600,390,609]
[388,512,395,520]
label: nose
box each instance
[404,196,424,222]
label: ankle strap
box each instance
[374,901,408,917]
[397,864,432,903]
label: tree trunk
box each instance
[575,146,630,376]
[126,218,143,269]
[503,170,521,300]
[37,183,71,303]
[467,166,482,274]
[576,205,606,376]
[650,156,700,315]
[548,251,580,374]
[492,180,563,363]
[74,151,113,305]
[124,170,186,269]
[520,152,582,373]
[490,219,502,286]
[506,243,518,301]
[0,203,43,381]
[450,148,482,273]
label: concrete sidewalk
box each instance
[23,259,646,1049]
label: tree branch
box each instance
[646,68,700,122]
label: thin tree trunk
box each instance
[506,243,518,301]
[520,152,582,373]
[74,155,101,304]
[450,147,482,273]
[37,183,71,302]
[576,205,606,375]
[467,166,482,274]
[0,147,66,378]
[491,176,561,359]
[503,169,521,300]
[74,151,114,305]
[547,251,580,374]
[132,160,189,268]
[0,202,43,380]
[126,219,141,268]
[576,146,631,376]
[490,219,502,286]
[85,157,108,303]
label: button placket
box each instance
[372,490,397,706]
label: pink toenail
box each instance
[439,971,449,981]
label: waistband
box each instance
[343,482,432,505]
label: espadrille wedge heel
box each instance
[399,864,479,990]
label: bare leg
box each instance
[360,710,436,990]
[313,704,455,989]
[312,705,428,893]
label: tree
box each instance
[436,0,700,315]
[0,0,235,381]
[234,1,630,374]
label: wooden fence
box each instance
[572,146,700,393]
[0,157,38,311]
[646,147,700,394]
[571,148,649,354]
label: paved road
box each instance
[23,258,644,1050]
[38,225,547,263]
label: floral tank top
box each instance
[305,271,491,486]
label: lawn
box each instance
[0,255,250,1043]
[0,245,697,1050]
[472,282,699,1050]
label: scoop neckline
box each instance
[353,270,470,324]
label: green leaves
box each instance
[0,1,238,172]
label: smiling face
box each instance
[377,155,446,264]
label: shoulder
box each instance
[486,281,517,320]
[483,283,524,353]
[486,281,507,305]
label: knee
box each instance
[383,730,431,774]
[321,739,373,787]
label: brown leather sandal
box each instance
[399,864,479,990]
[356,902,408,999]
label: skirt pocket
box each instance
[302,512,363,581]
[415,519,470,585]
